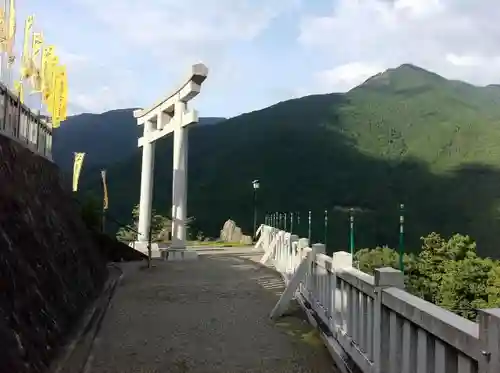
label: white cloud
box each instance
[73,0,298,49]
[60,0,300,113]
[314,62,384,93]
[298,0,500,92]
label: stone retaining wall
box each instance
[0,134,107,373]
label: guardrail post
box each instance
[373,268,404,373]
[479,308,500,373]
[331,251,353,330]
[309,243,325,305]
[288,234,299,274]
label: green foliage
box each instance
[354,246,416,287]
[75,64,500,256]
[357,232,500,320]
[79,192,102,231]
[115,204,195,243]
[437,253,494,320]
[411,233,476,303]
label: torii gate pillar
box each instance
[171,101,189,249]
[133,64,208,256]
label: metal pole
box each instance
[284,212,287,231]
[290,212,294,234]
[101,170,108,234]
[324,209,328,246]
[308,210,312,243]
[399,203,405,272]
[102,207,106,233]
[297,212,301,236]
[253,188,257,239]
[147,213,153,268]
[349,208,355,257]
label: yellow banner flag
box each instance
[31,32,42,61]
[0,8,7,51]
[52,64,66,126]
[101,170,109,210]
[7,0,16,60]
[41,45,55,100]
[44,54,58,114]
[30,33,44,91]
[72,152,85,192]
[48,59,60,126]
[21,16,34,80]
[13,80,23,103]
[58,66,68,121]
[21,15,33,60]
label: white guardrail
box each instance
[255,224,500,373]
[0,82,53,161]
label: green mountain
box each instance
[53,110,225,171]
[78,64,500,256]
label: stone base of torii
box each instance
[132,64,208,261]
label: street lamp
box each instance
[399,203,405,272]
[252,179,260,239]
[349,208,355,257]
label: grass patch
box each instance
[187,240,252,248]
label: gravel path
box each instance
[87,249,338,373]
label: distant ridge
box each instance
[64,63,500,257]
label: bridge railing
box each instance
[255,224,500,373]
[0,82,53,161]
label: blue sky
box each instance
[13,0,500,118]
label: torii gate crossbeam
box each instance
[134,63,208,253]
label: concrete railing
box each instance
[0,82,53,161]
[255,224,500,373]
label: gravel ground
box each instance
[86,249,338,373]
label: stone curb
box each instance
[81,264,123,373]
[49,263,123,373]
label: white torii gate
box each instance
[134,63,208,254]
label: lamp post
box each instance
[399,203,405,272]
[252,179,260,239]
[349,208,355,257]
[308,210,312,243]
[324,209,328,247]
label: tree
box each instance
[354,246,416,287]
[437,253,494,319]
[356,232,500,321]
[411,233,476,303]
[116,204,195,243]
[79,192,102,232]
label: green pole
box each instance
[297,212,301,235]
[324,209,328,246]
[399,203,405,272]
[284,212,288,231]
[349,208,355,256]
[290,212,294,234]
[308,210,312,243]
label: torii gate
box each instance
[134,63,208,253]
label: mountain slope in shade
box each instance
[53,110,226,171]
[82,64,500,257]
